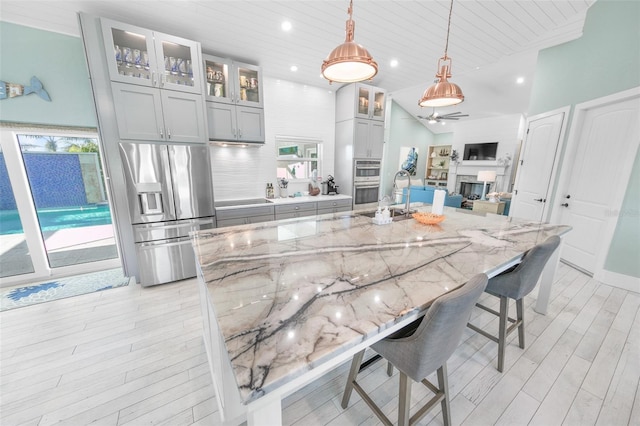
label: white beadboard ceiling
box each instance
[1,0,595,131]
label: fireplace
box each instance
[460,181,493,200]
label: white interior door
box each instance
[557,95,640,275]
[510,110,566,221]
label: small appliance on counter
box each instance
[322,175,339,195]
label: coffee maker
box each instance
[325,175,339,195]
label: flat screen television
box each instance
[463,142,498,161]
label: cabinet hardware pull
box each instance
[159,128,164,138]
[238,129,242,137]
[534,198,543,202]
[566,194,571,199]
[151,71,156,86]
[167,128,171,139]
[561,203,569,207]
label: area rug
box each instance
[0,268,130,311]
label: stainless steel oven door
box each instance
[354,160,381,183]
[353,183,380,210]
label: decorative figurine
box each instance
[0,76,51,101]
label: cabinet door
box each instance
[161,91,206,143]
[354,120,371,158]
[112,83,164,141]
[354,84,386,121]
[236,106,265,142]
[355,84,372,120]
[369,87,386,121]
[368,121,385,158]
[206,102,237,141]
[216,217,248,228]
[233,61,263,108]
[101,18,157,87]
[203,54,233,104]
[155,32,202,94]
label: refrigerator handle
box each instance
[161,146,177,219]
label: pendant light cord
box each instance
[443,0,454,58]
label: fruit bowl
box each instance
[412,212,446,225]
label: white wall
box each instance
[209,78,336,200]
[447,114,524,193]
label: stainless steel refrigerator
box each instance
[119,142,215,286]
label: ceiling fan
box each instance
[417,108,469,123]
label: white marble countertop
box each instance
[214,194,351,209]
[191,206,570,404]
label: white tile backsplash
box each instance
[210,77,336,201]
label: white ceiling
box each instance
[1,0,595,132]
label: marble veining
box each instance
[191,206,570,404]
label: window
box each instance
[275,136,322,180]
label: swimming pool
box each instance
[0,204,113,235]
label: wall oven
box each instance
[353,160,381,210]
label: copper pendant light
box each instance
[321,0,378,83]
[419,0,464,107]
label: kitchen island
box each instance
[190,206,570,425]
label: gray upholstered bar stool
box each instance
[341,273,488,426]
[467,235,561,372]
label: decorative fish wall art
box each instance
[0,76,51,101]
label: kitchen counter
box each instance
[214,194,351,209]
[191,206,570,424]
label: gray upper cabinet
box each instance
[203,54,263,108]
[112,82,206,143]
[354,120,385,159]
[336,83,386,122]
[203,53,265,143]
[206,103,265,143]
[101,18,203,94]
[336,83,386,160]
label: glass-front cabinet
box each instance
[203,54,263,108]
[355,83,386,121]
[101,18,202,94]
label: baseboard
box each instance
[595,269,640,293]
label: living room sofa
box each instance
[402,185,463,208]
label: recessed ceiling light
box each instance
[290,65,298,72]
[281,21,292,31]
[516,76,525,84]
[390,59,398,68]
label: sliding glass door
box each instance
[0,128,121,285]
[0,146,35,276]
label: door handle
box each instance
[561,203,569,207]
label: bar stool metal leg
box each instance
[516,298,525,349]
[398,372,411,426]
[497,296,508,373]
[438,364,452,426]
[341,349,365,409]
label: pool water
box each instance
[0,204,113,235]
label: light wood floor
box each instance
[1,263,638,426]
